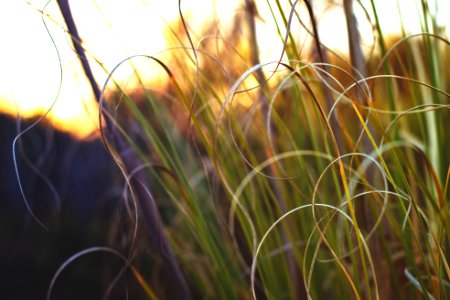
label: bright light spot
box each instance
[0,0,242,138]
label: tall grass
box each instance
[42,0,449,299]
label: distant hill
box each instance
[0,113,133,299]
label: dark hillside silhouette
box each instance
[0,114,134,299]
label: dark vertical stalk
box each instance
[303,0,344,153]
[342,0,374,153]
[244,1,304,299]
[55,0,101,102]
[56,1,191,299]
[343,0,366,82]
[343,1,387,299]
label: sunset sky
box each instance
[0,0,448,138]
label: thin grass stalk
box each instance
[302,1,373,295]
[272,0,301,61]
[418,1,444,187]
[268,1,332,179]
[369,0,397,127]
[296,9,352,236]
[302,0,343,152]
[244,1,304,298]
[55,1,191,298]
[343,1,390,298]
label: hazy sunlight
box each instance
[0,0,448,138]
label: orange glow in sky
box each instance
[0,0,448,139]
